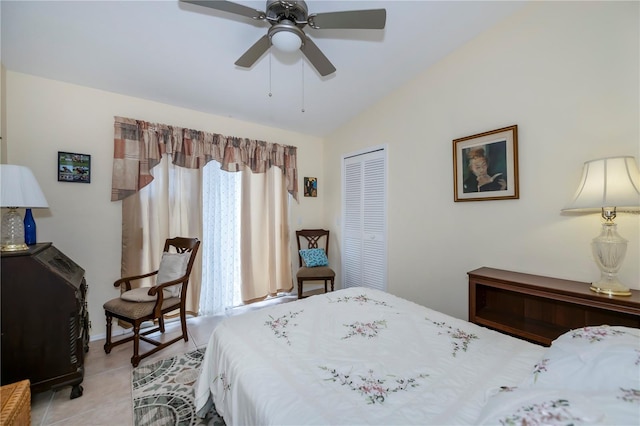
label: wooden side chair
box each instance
[103,237,200,367]
[295,229,335,299]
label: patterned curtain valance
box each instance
[111,116,298,201]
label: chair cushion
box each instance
[157,252,191,297]
[104,296,181,320]
[120,287,172,302]
[299,248,329,267]
[297,266,335,279]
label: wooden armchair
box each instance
[103,237,200,367]
[296,229,335,299]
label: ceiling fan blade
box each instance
[308,9,386,30]
[300,36,336,77]
[180,0,265,20]
[235,35,271,68]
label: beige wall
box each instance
[3,72,324,338]
[324,1,640,319]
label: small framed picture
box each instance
[58,151,91,183]
[453,125,519,202]
[304,177,317,197]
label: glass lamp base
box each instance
[1,242,29,252]
[590,282,632,297]
[1,208,28,252]
[590,222,631,297]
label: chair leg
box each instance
[298,280,303,299]
[180,309,189,342]
[324,280,328,293]
[330,278,334,292]
[131,323,141,367]
[104,312,113,354]
[158,315,165,333]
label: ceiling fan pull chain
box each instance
[301,60,305,113]
[268,52,273,98]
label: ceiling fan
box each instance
[181,0,386,76]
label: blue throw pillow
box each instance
[299,248,328,267]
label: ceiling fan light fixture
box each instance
[186,0,386,76]
[269,20,304,53]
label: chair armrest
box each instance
[147,276,188,317]
[113,270,159,291]
[151,275,188,294]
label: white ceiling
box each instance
[1,1,527,137]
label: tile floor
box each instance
[30,295,296,426]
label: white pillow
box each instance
[524,325,640,391]
[156,252,191,297]
[478,326,640,425]
[121,287,172,302]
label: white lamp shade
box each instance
[1,165,49,208]
[271,30,302,52]
[563,156,640,212]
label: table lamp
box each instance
[1,165,49,252]
[562,156,640,296]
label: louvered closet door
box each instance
[342,147,387,291]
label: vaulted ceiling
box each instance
[2,1,527,136]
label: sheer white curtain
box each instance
[199,161,242,316]
[199,163,294,314]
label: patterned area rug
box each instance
[132,349,225,426]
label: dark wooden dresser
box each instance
[468,267,640,346]
[1,243,89,399]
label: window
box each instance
[199,162,242,315]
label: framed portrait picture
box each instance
[304,177,317,197]
[58,151,91,183]
[452,125,518,202]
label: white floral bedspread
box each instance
[194,287,545,425]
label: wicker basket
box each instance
[1,380,31,426]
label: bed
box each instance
[194,287,640,425]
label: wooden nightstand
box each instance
[468,267,640,346]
